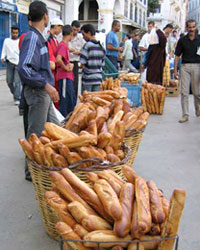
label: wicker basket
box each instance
[28,144,131,241]
[123,127,146,166]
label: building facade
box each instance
[64,0,148,34]
[147,0,187,32]
[188,0,200,31]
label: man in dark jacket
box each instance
[18,1,59,181]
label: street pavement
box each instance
[0,70,199,250]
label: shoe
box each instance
[195,107,200,117]
[14,100,20,105]
[19,108,24,116]
[179,115,189,123]
[25,172,32,182]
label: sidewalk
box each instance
[0,74,199,250]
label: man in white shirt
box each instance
[68,20,85,97]
[1,26,21,105]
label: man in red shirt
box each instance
[56,25,76,117]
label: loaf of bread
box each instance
[107,153,120,163]
[108,110,124,134]
[83,230,131,248]
[97,148,107,160]
[158,189,186,250]
[114,183,134,237]
[18,139,34,160]
[122,165,138,184]
[149,223,161,236]
[42,146,55,167]
[45,191,76,228]
[82,215,112,231]
[105,169,126,187]
[65,152,83,165]
[98,170,122,196]
[158,190,169,217]
[49,172,96,215]
[56,222,90,250]
[61,168,112,222]
[28,133,41,145]
[94,179,123,221]
[51,153,68,168]
[86,172,99,183]
[73,224,88,239]
[65,103,84,129]
[131,177,152,238]
[67,201,90,223]
[127,243,144,250]
[40,136,51,144]
[45,122,78,140]
[147,180,165,224]
[86,120,97,142]
[32,139,44,165]
[71,108,89,133]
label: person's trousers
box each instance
[180,63,200,116]
[6,60,21,101]
[58,78,76,118]
[71,61,79,97]
[107,55,118,69]
[82,84,100,93]
[123,60,138,73]
[24,85,60,139]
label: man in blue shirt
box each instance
[106,20,123,69]
[18,1,59,181]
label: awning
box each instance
[0,1,18,12]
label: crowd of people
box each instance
[0,0,200,181]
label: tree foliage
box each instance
[148,0,160,15]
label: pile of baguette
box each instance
[100,77,122,90]
[119,73,140,84]
[45,165,186,250]
[141,82,166,115]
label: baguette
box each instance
[92,96,111,106]
[32,140,44,165]
[64,152,83,165]
[42,146,55,166]
[83,230,131,248]
[147,180,165,224]
[97,132,112,148]
[107,153,120,163]
[153,91,159,114]
[114,183,134,237]
[94,179,123,221]
[141,87,147,112]
[67,201,90,223]
[61,168,112,222]
[122,165,138,184]
[158,190,169,217]
[44,191,76,228]
[40,136,51,144]
[158,189,186,250]
[51,153,68,168]
[96,148,107,160]
[108,110,124,134]
[49,172,96,215]
[71,108,89,133]
[56,222,90,250]
[86,172,99,183]
[44,122,78,140]
[127,243,144,250]
[82,215,112,231]
[18,139,34,160]
[41,129,50,138]
[105,145,114,154]
[73,224,88,239]
[98,170,122,196]
[159,90,165,115]
[149,223,161,236]
[86,120,97,142]
[65,103,85,129]
[140,235,161,250]
[109,121,125,150]
[131,178,152,238]
[105,169,126,186]
[58,143,70,159]
[28,133,41,145]
[115,150,125,160]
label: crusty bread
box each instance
[51,153,68,168]
[147,180,165,224]
[122,165,138,184]
[83,230,131,248]
[67,201,90,223]
[114,183,134,237]
[81,215,112,231]
[49,172,96,215]
[18,139,34,161]
[94,179,122,221]
[56,222,91,250]
[61,169,112,222]
[73,224,88,239]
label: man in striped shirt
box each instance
[80,24,105,92]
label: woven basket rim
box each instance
[125,124,146,137]
[27,143,132,172]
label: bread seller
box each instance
[17,1,60,181]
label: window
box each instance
[124,0,128,17]
[143,11,146,27]
[139,9,142,25]
[135,5,137,23]
[144,0,146,5]
[130,3,133,20]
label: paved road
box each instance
[0,72,199,250]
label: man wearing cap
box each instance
[48,18,63,58]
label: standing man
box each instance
[174,20,200,123]
[18,1,60,181]
[68,20,85,97]
[131,32,140,70]
[48,18,63,58]
[80,24,105,92]
[1,26,21,105]
[106,20,123,69]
